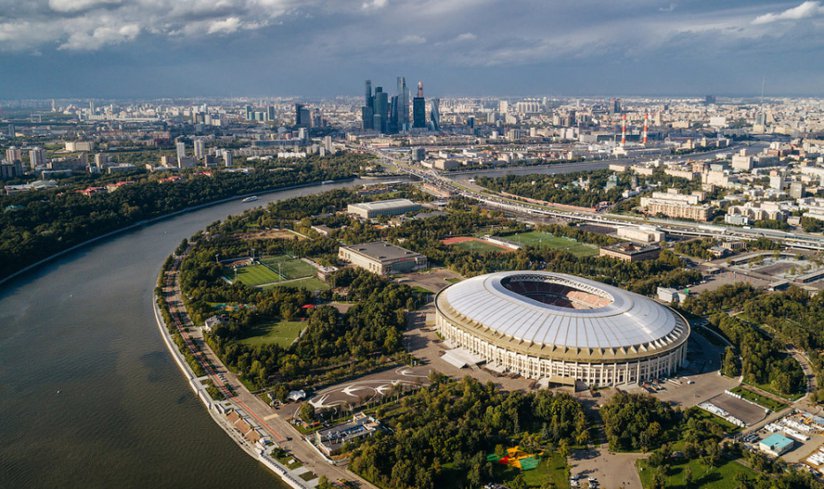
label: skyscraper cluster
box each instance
[362,77,437,133]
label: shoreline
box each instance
[0,176,356,289]
[152,294,311,489]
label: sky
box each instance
[0,0,823,99]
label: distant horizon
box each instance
[0,91,819,104]
[1,1,823,99]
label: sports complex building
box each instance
[434,271,690,387]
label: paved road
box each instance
[163,255,378,488]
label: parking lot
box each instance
[648,329,740,408]
[708,393,768,426]
[571,445,645,489]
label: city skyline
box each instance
[1,0,823,98]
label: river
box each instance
[0,179,374,489]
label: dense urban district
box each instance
[3,91,824,489]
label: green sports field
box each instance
[226,255,316,287]
[259,255,316,280]
[263,276,331,292]
[237,320,306,348]
[230,264,283,286]
[499,231,598,257]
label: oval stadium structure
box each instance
[434,271,690,387]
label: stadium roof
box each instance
[440,271,684,350]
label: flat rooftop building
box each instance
[599,242,661,262]
[339,241,427,275]
[759,433,794,457]
[347,198,420,219]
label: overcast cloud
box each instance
[0,0,822,97]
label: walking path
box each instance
[156,252,376,489]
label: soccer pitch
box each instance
[226,255,316,287]
[500,231,598,257]
[230,264,283,287]
[259,255,316,280]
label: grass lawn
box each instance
[259,255,316,280]
[637,455,756,489]
[227,264,283,286]
[745,381,804,402]
[298,471,317,481]
[499,231,598,257]
[237,320,306,348]
[493,452,570,489]
[273,451,304,470]
[731,385,789,412]
[686,407,740,434]
[263,276,330,292]
[452,239,510,254]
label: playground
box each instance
[490,448,570,488]
[488,447,541,471]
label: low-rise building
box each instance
[759,433,794,457]
[315,414,381,456]
[616,226,664,243]
[347,198,420,219]
[338,241,427,275]
[599,242,661,262]
[657,287,690,304]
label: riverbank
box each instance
[2,177,394,488]
[153,279,313,489]
[154,243,376,488]
[0,176,355,289]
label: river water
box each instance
[0,180,370,489]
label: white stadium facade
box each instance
[434,271,690,387]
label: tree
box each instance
[651,467,667,489]
[509,474,528,489]
[721,346,741,377]
[684,466,695,488]
[298,402,315,422]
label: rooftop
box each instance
[342,241,422,261]
[760,433,794,450]
[349,198,417,211]
[439,271,686,351]
[602,242,661,255]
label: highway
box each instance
[363,146,824,251]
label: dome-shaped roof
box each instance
[440,271,685,351]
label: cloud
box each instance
[48,0,121,13]
[0,0,307,51]
[59,23,140,50]
[208,17,242,34]
[361,0,387,10]
[453,32,477,42]
[753,1,824,25]
[658,3,676,13]
[397,34,425,45]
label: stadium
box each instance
[434,271,690,387]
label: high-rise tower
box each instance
[362,80,374,130]
[372,87,388,133]
[412,81,426,129]
[396,76,409,131]
[430,98,441,131]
